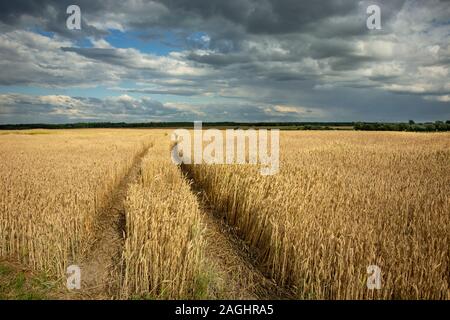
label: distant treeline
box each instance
[0,122,353,130]
[354,121,450,132]
[1,121,450,131]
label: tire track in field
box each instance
[68,144,150,299]
[181,165,293,300]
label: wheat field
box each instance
[120,135,205,299]
[185,131,450,299]
[0,130,151,278]
[0,129,449,299]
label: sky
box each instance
[0,0,449,124]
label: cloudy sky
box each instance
[0,0,449,124]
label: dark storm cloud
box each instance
[0,0,108,39]
[0,1,406,39]
[186,52,251,66]
[158,0,405,35]
[0,0,449,123]
[117,88,202,96]
[329,55,375,71]
[62,47,120,61]
[308,40,357,60]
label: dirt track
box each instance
[64,146,290,299]
[182,166,292,300]
[70,146,150,299]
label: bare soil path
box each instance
[63,146,290,300]
[68,146,149,299]
[182,167,293,300]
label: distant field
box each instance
[0,130,54,135]
[0,129,449,299]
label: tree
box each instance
[408,120,415,125]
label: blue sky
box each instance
[105,29,188,55]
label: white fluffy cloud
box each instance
[0,30,212,88]
[0,93,199,123]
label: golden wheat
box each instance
[185,131,450,299]
[0,129,151,279]
[120,133,205,299]
[1,129,448,300]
